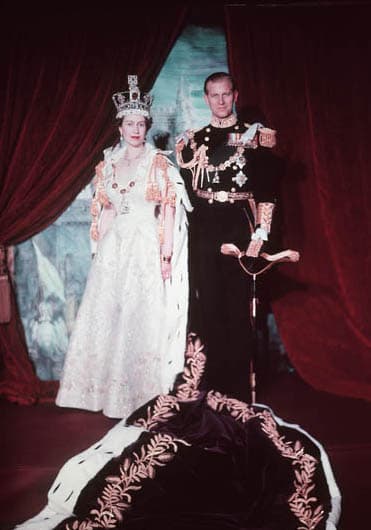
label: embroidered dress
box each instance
[16,335,341,530]
[56,143,191,419]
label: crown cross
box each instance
[128,75,139,98]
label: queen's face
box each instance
[119,114,147,147]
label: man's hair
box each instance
[203,72,237,94]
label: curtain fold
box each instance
[225,5,371,400]
[0,6,189,404]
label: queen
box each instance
[56,75,192,419]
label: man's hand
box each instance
[246,226,268,257]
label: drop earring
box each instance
[120,135,124,148]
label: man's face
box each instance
[204,78,238,119]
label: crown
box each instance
[112,75,153,119]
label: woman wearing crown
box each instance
[55,76,192,419]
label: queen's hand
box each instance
[161,261,172,281]
[161,253,172,281]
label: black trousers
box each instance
[188,204,255,401]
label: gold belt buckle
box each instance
[215,190,228,202]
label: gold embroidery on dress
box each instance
[260,409,324,530]
[206,392,325,530]
[145,155,162,203]
[133,394,180,430]
[133,334,207,429]
[64,434,181,530]
[146,153,176,245]
[176,333,206,402]
[90,161,111,241]
[62,342,324,530]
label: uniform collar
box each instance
[210,114,237,128]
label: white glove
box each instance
[251,227,268,241]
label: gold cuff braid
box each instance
[257,202,275,233]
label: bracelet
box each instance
[161,255,172,263]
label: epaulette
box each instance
[244,122,277,148]
[193,125,210,137]
[185,126,205,138]
[175,128,199,147]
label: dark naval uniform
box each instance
[177,118,281,401]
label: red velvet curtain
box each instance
[0,6,188,404]
[225,5,371,401]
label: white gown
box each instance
[56,143,191,419]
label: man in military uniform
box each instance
[176,72,282,401]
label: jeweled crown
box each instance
[112,75,153,119]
